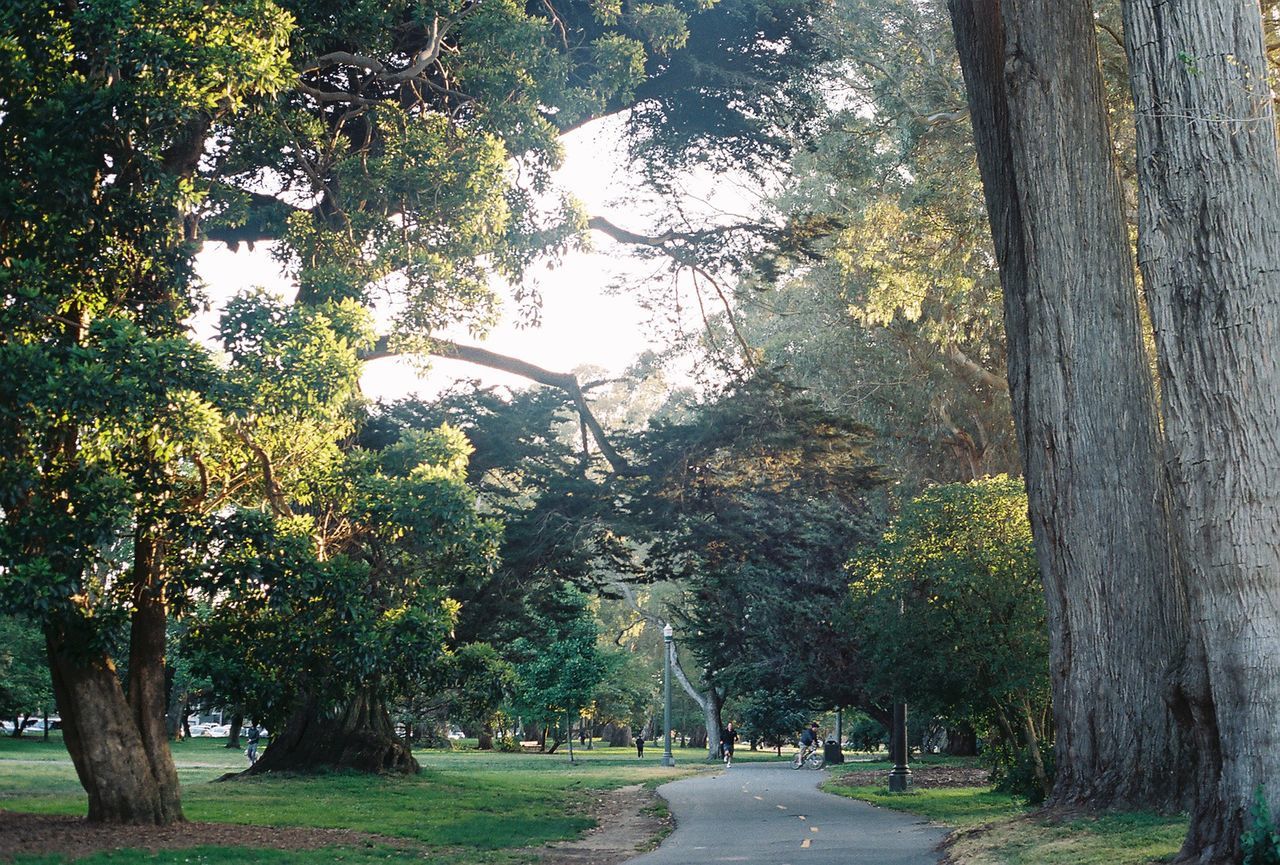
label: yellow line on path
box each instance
[801,838,812,849]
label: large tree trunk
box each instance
[247,690,418,775]
[948,0,1194,811]
[1123,2,1280,858]
[127,531,183,821]
[667,643,723,761]
[46,618,183,824]
[700,691,724,763]
[225,713,243,749]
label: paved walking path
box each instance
[624,761,946,865]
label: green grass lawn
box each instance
[0,734,706,864]
[822,756,1187,865]
[0,738,1192,865]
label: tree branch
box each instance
[943,344,1009,393]
[362,338,639,476]
[296,1,484,91]
[588,215,777,250]
[607,580,711,710]
[234,427,295,519]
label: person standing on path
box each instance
[720,722,738,766]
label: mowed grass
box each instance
[944,811,1188,865]
[0,734,706,864]
[823,755,1023,830]
[0,847,480,865]
[823,757,1186,865]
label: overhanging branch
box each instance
[588,215,777,250]
[607,579,710,710]
[362,337,639,476]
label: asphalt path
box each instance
[624,761,946,865]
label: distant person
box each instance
[636,734,645,758]
[720,722,739,767]
[245,724,261,764]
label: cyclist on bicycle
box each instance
[798,722,821,762]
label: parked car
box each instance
[187,723,210,737]
[447,730,465,740]
[206,724,231,738]
[21,717,61,732]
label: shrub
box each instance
[988,736,1054,805]
[1243,786,1280,865]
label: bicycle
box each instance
[791,743,825,770]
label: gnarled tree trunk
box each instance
[46,616,184,824]
[948,0,1194,811]
[126,530,183,820]
[248,690,418,775]
[1123,1,1280,858]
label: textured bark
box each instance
[225,713,243,749]
[1122,2,1280,858]
[127,532,183,821]
[948,0,1194,811]
[46,620,183,824]
[247,691,419,775]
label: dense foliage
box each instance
[850,477,1050,799]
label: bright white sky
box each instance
[193,117,721,403]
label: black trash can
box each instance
[823,739,844,764]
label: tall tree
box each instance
[0,0,291,823]
[626,373,887,724]
[1123,1,1280,857]
[1,0,836,822]
[945,0,1193,811]
[717,0,1019,488]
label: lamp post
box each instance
[888,701,911,792]
[662,624,675,767]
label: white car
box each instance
[206,724,231,738]
[187,723,210,737]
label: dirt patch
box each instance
[830,764,992,790]
[0,810,413,863]
[533,784,670,865]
